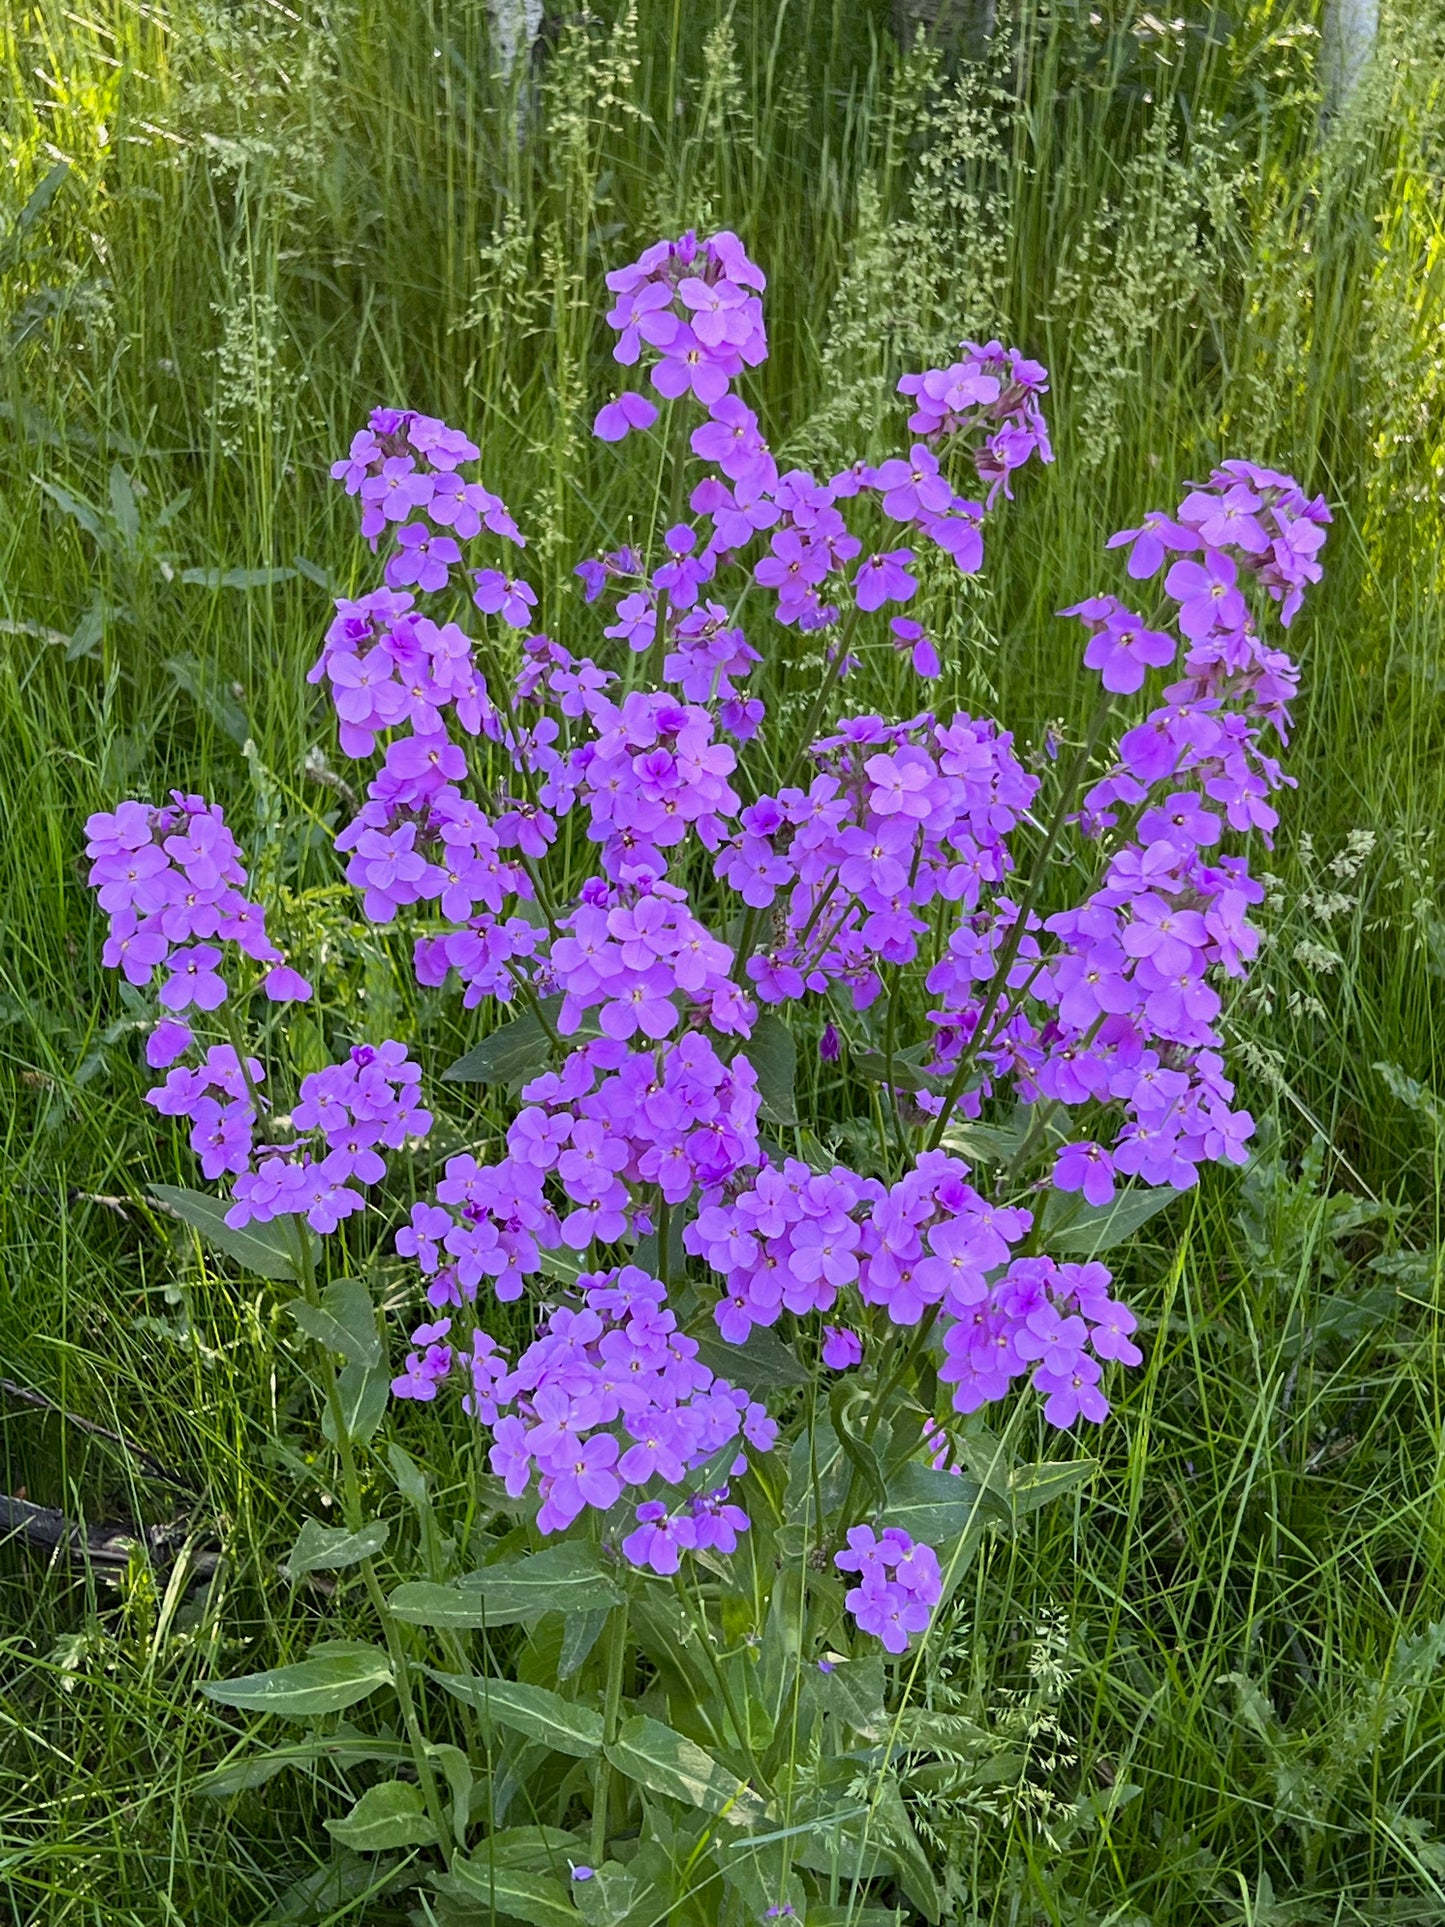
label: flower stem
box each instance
[289,1224,455,1866]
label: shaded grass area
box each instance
[2,0,1445,1920]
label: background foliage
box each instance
[2,0,1444,1921]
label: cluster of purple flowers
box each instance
[391,1262,774,1561]
[686,1149,1138,1426]
[85,795,310,1037]
[595,229,767,434]
[85,792,432,1237]
[547,873,753,1042]
[79,227,1319,1665]
[329,407,523,598]
[714,713,1039,1006]
[397,1028,762,1311]
[146,1034,430,1235]
[835,1525,943,1654]
[906,461,1330,1210]
[897,339,1053,507]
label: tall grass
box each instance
[2,0,1444,1920]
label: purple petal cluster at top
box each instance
[86,794,310,1029]
[595,228,767,433]
[330,408,523,600]
[897,340,1053,507]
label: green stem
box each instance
[776,605,864,797]
[290,1225,455,1866]
[590,1599,631,1866]
[669,1573,768,1791]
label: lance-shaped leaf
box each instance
[178,565,298,590]
[604,1715,766,1825]
[281,1515,390,1579]
[694,1323,809,1394]
[390,1542,621,1630]
[289,1278,382,1367]
[324,1780,436,1852]
[882,1458,1001,1546]
[197,1732,411,1796]
[1008,1457,1096,1518]
[745,1012,798,1125]
[426,1671,604,1758]
[200,1640,392,1718]
[1043,1183,1176,1255]
[151,1184,303,1281]
[442,999,581,1084]
[438,1859,580,1927]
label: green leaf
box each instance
[163,653,251,747]
[1044,1184,1177,1255]
[604,1714,766,1825]
[108,464,139,548]
[281,1515,390,1579]
[427,1671,604,1757]
[35,475,105,543]
[200,1640,392,1718]
[67,593,106,660]
[291,553,338,591]
[883,1459,998,1548]
[1008,1457,1096,1517]
[324,1780,436,1852]
[2,161,69,268]
[871,1779,941,1922]
[572,1860,639,1927]
[290,1279,382,1367]
[694,1322,809,1394]
[197,1732,411,1796]
[438,1859,580,1926]
[178,564,298,589]
[791,1805,894,1883]
[746,1012,798,1125]
[324,1355,390,1446]
[784,1420,850,1533]
[830,1381,888,1513]
[391,1543,622,1630]
[443,1000,566,1083]
[557,1607,611,1682]
[150,1184,301,1280]
[443,1824,582,1873]
[853,1046,946,1095]
[428,1741,473,1848]
[806,1655,887,1741]
[387,1442,430,1512]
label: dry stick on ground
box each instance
[1,1375,213,1573]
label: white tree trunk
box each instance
[1321,0,1379,116]
[488,0,544,82]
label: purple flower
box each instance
[263,965,313,1003]
[890,616,940,678]
[594,391,660,443]
[1165,550,1249,641]
[822,1326,863,1370]
[160,944,228,1012]
[853,549,917,613]
[146,1019,194,1068]
[1053,1142,1116,1208]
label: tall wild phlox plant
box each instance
[84,229,1327,1916]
